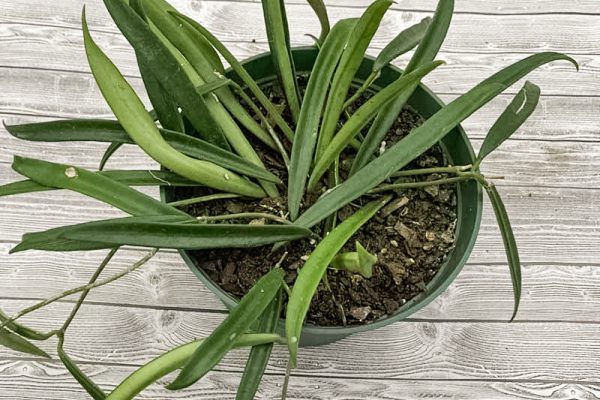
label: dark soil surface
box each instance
[170,77,458,326]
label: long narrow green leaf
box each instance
[314,0,392,160]
[0,328,50,358]
[308,61,444,189]
[106,334,281,400]
[5,120,280,183]
[287,197,389,366]
[373,17,431,72]
[58,335,107,400]
[0,310,51,341]
[306,0,330,44]
[486,184,521,321]
[82,10,266,198]
[261,0,301,122]
[0,171,196,199]
[476,81,541,165]
[296,52,578,229]
[350,0,454,176]
[11,216,312,253]
[98,142,123,171]
[168,268,285,390]
[143,0,277,151]
[287,19,358,220]
[236,291,282,400]
[101,0,228,148]
[170,11,295,142]
[12,157,187,217]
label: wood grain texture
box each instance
[3,360,600,400]
[2,300,600,382]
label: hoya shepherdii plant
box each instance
[0,0,576,398]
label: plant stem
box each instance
[197,212,292,225]
[0,248,158,330]
[343,71,379,111]
[369,176,467,194]
[391,164,472,178]
[167,193,241,207]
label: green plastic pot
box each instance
[162,47,483,347]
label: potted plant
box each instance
[0,0,577,398]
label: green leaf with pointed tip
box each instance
[350,0,454,176]
[168,268,285,390]
[308,61,444,189]
[98,142,123,171]
[476,81,541,165]
[82,11,266,197]
[58,335,107,400]
[373,17,431,72]
[306,0,330,44]
[287,197,389,366]
[0,310,50,341]
[314,0,393,160]
[169,11,295,142]
[330,241,377,279]
[5,120,280,183]
[486,184,521,321]
[261,0,301,123]
[288,19,358,220]
[0,170,197,199]
[12,157,187,217]
[0,328,50,358]
[296,52,578,229]
[101,0,228,148]
[11,216,312,253]
[236,290,282,400]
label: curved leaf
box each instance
[477,81,541,165]
[287,19,358,220]
[286,197,389,366]
[168,268,285,390]
[5,120,280,183]
[351,0,454,176]
[314,0,393,160]
[0,310,51,341]
[308,61,444,189]
[306,0,330,44]
[373,17,431,72]
[98,142,123,171]
[12,157,187,217]
[57,334,107,400]
[11,216,312,253]
[296,52,578,229]
[0,328,50,358]
[486,184,521,321]
[82,10,266,198]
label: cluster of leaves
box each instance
[0,0,577,398]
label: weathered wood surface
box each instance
[1,0,599,398]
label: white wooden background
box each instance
[1,0,599,398]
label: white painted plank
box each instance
[1,359,599,400]
[1,300,600,381]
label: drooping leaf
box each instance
[486,184,521,321]
[308,61,444,189]
[0,310,51,341]
[82,10,266,198]
[12,157,187,217]
[57,334,107,400]
[286,197,390,366]
[476,81,541,165]
[0,170,196,199]
[314,0,393,160]
[170,11,295,141]
[296,52,578,229]
[287,19,358,220]
[236,290,282,400]
[167,268,285,390]
[98,142,123,171]
[373,17,431,72]
[5,120,280,183]
[0,327,50,358]
[261,0,301,122]
[106,334,282,400]
[350,0,454,176]
[101,0,229,148]
[306,0,330,44]
[11,216,312,253]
